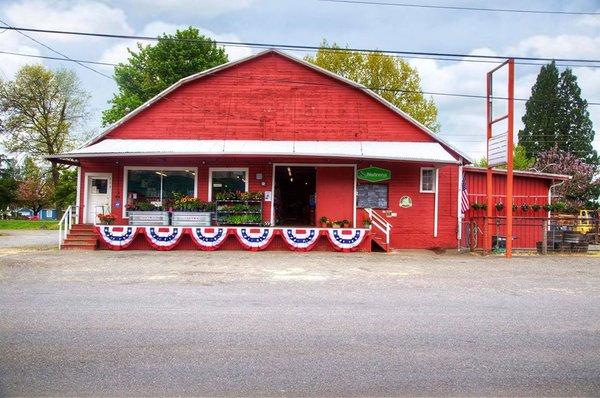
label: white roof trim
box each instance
[51,139,459,164]
[84,49,470,162]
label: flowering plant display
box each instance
[172,194,215,212]
[97,213,116,225]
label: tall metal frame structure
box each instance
[485,59,515,257]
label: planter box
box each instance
[171,211,212,227]
[128,211,169,226]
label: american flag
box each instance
[460,172,470,215]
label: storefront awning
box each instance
[49,139,460,164]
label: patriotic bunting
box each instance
[190,227,228,250]
[327,229,366,252]
[282,228,320,251]
[97,226,139,250]
[235,227,275,251]
[144,227,185,250]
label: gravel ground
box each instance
[0,229,56,249]
[0,248,599,396]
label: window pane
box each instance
[421,170,435,192]
[127,170,161,203]
[91,178,108,194]
[163,170,195,200]
[211,170,247,200]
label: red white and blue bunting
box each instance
[235,227,275,251]
[190,227,228,250]
[327,229,366,252]
[144,227,185,250]
[282,228,320,251]
[97,226,139,250]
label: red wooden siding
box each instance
[104,52,437,144]
[315,167,355,226]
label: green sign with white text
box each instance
[357,166,391,182]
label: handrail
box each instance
[58,205,74,249]
[364,208,392,245]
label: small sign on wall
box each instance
[399,196,413,208]
[264,191,272,202]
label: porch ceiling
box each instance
[48,139,459,164]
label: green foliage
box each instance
[0,65,90,187]
[102,27,228,125]
[305,40,440,132]
[519,61,597,164]
[17,158,53,216]
[0,155,19,210]
[471,145,533,170]
[52,168,77,210]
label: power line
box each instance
[2,49,600,106]
[318,0,600,16]
[1,25,599,65]
[0,19,113,80]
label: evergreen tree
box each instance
[556,68,597,165]
[519,62,597,165]
[518,61,560,158]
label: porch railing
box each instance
[364,208,391,245]
[58,205,77,249]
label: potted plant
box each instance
[363,218,372,229]
[531,203,541,212]
[512,204,518,212]
[319,216,329,228]
[331,220,342,228]
[521,203,530,212]
[171,194,214,227]
[342,219,350,228]
[97,213,116,225]
[127,200,169,226]
[495,202,504,212]
[553,201,567,213]
[543,203,553,212]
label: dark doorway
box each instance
[274,166,316,226]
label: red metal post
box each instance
[485,72,493,254]
[505,59,515,258]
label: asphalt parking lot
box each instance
[0,244,599,396]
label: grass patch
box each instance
[0,220,60,230]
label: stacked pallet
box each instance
[537,230,589,253]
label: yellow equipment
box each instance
[574,210,594,235]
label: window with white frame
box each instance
[125,168,196,213]
[209,168,248,201]
[420,168,436,193]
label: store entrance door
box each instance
[273,166,316,226]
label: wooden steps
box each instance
[371,233,390,252]
[61,224,98,250]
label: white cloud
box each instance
[576,14,600,28]
[0,31,43,78]
[98,21,253,66]
[507,34,600,60]
[4,0,133,42]
[110,0,254,19]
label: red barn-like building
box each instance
[51,50,568,252]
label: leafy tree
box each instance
[536,147,600,209]
[0,65,89,188]
[0,155,19,212]
[52,168,77,210]
[471,144,534,170]
[17,158,53,215]
[519,61,597,164]
[305,40,440,132]
[102,27,228,125]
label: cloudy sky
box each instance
[1,0,599,159]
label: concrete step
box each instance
[67,230,97,237]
